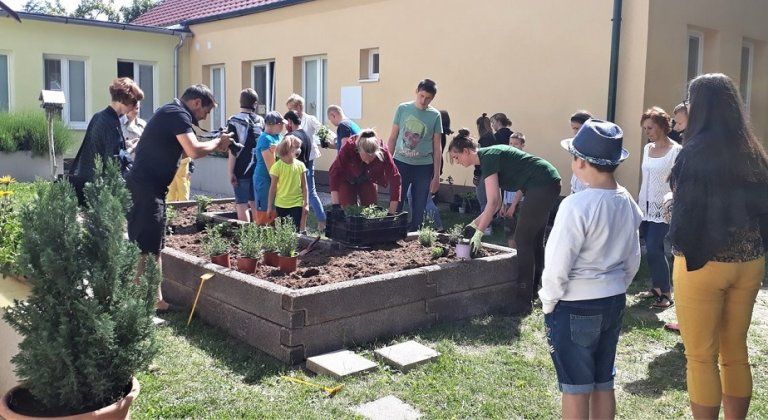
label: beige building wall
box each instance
[188,0,617,193]
[187,0,768,197]
[0,18,182,156]
[644,0,768,144]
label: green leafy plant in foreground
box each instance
[2,161,161,415]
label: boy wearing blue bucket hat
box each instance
[539,119,643,418]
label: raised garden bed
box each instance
[161,202,526,364]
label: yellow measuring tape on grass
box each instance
[187,273,214,326]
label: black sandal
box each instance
[638,289,661,299]
[652,295,674,308]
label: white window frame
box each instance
[43,55,89,130]
[368,48,380,80]
[117,59,157,120]
[250,60,275,115]
[740,41,754,109]
[687,30,704,83]
[301,55,327,123]
[0,51,11,112]
[209,65,226,129]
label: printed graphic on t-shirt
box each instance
[401,115,427,158]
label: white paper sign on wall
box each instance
[340,86,362,119]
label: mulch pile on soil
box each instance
[164,203,502,289]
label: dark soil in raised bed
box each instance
[165,203,502,289]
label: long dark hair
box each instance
[476,113,492,138]
[684,73,768,183]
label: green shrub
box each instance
[238,224,263,259]
[2,161,161,414]
[202,224,230,257]
[274,217,298,257]
[0,177,39,275]
[0,111,73,156]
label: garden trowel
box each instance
[281,376,343,397]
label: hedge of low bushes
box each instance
[0,111,73,156]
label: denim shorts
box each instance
[233,177,254,204]
[253,176,271,211]
[544,293,626,394]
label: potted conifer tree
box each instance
[0,161,161,419]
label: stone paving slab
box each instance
[374,340,440,372]
[353,395,421,420]
[306,350,377,379]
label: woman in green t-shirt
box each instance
[448,129,561,303]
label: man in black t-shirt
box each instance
[126,84,232,311]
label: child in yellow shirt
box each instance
[267,135,308,231]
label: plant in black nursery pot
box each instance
[1,160,161,419]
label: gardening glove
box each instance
[463,221,484,255]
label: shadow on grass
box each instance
[623,342,687,396]
[159,312,290,385]
[417,312,525,347]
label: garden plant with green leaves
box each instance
[2,161,161,416]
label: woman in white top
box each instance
[638,107,681,308]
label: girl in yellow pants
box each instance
[674,255,764,411]
[668,73,768,419]
[167,157,191,201]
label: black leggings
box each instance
[512,182,562,302]
[276,206,302,231]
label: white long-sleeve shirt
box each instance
[539,186,643,314]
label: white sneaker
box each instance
[484,227,492,236]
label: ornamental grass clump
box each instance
[0,110,73,156]
[2,160,161,415]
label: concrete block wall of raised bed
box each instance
[161,234,524,365]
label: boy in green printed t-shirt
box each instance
[267,135,308,231]
[386,78,443,231]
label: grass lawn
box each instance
[133,207,768,419]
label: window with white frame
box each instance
[359,48,380,81]
[210,65,226,129]
[44,56,87,128]
[251,60,275,116]
[302,56,327,123]
[368,49,379,80]
[739,41,753,109]
[687,31,703,83]
[117,60,156,120]
[0,53,9,112]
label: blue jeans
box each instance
[305,160,326,223]
[475,175,488,213]
[395,160,433,231]
[406,187,443,230]
[545,294,626,394]
[642,221,670,293]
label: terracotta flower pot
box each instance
[0,376,140,420]
[210,253,230,268]
[238,256,259,273]
[263,251,279,267]
[278,255,298,274]
[455,242,472,260]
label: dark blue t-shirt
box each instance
[128,99,196,194]
[336,118,362,151]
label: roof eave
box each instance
[4,11,191,35]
